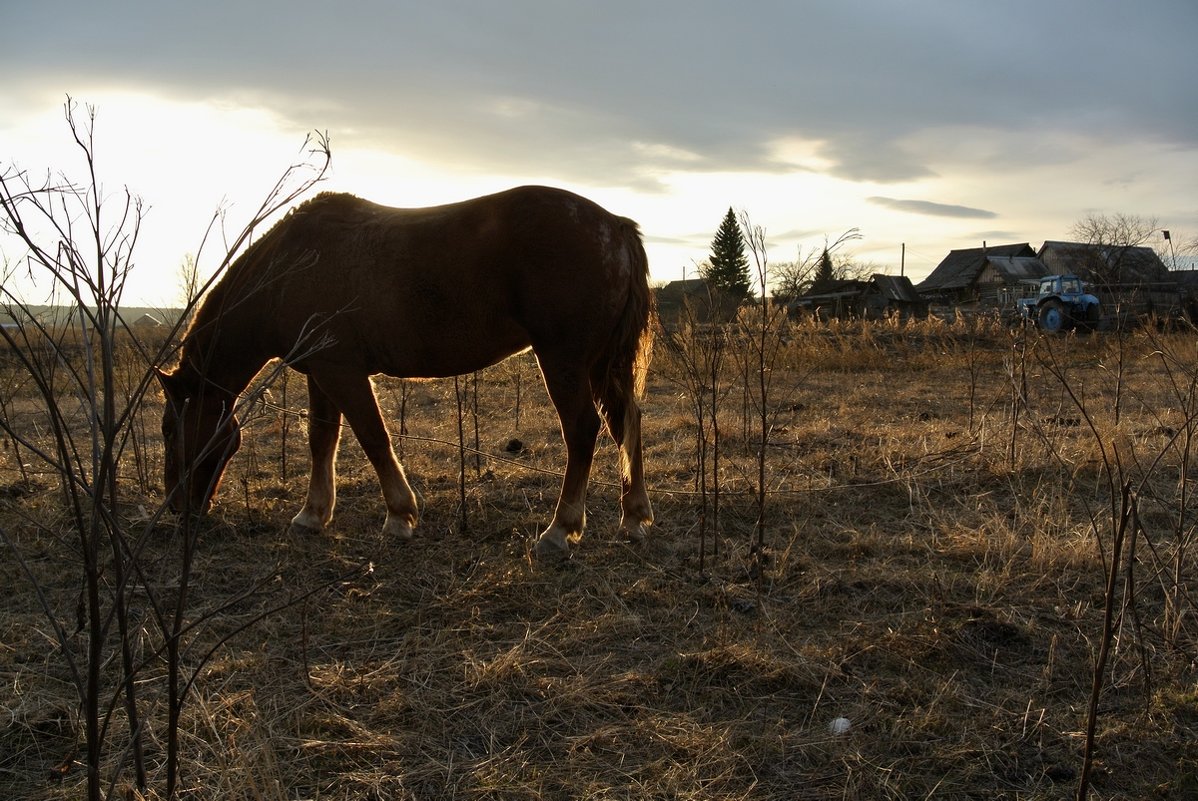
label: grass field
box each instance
[2,316,1197,800]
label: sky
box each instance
[2,0,1196,306]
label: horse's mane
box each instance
[177,194,362,371]
[302,191,367,215]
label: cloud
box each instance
[643,232,706,248]
[5,2,1196,191]
[968,230,1023,243]
[868,197,997,220]
[5,0,1198,299]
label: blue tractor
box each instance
[1018,275,1102,332]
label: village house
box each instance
[1037,241,1195,325]
[654,278,709,324]
[1037,241,1171,285]
[913,243,1047,312]
[653,240,1191,328]
[654,277,748,325]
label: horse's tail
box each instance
[624,221,656,401]
[595,217,655,479]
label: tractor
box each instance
[1018,274,1101,332]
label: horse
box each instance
[156,186,655,560]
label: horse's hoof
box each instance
[619,520,651,544]
[382,516,415,541]
[287,521,323,537]
[532,530,572,562]
[288,512,326,537]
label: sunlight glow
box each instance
[4,90,1194,306]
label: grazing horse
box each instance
[157,186,655,559]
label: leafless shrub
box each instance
[659,296,727,572]
[1010,327,1198,800]
[733,211,801,558]
[0,99,342,800]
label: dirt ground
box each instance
[2,319,1197,799]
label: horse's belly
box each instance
[367,321,531,379]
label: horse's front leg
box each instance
[290,375,343,535]
[310,365,418,540]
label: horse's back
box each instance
[227,186,648,377]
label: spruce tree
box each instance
[702,207,752,299]
[812,248,835,291]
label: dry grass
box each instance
[2,318,1197,800]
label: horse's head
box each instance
[156,367,242,514]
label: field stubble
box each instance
[2,319,1197,800]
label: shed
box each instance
[792,274,927,321]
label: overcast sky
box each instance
[2,0,1196,304]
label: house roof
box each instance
[659,278,706,293]
[655,278,709,306]
[872,274,924,303]
[812,278,865,295]
[1038,241,1171,284]
[793,279,866,304]
[984,255,1048,281]
[916,243,1037,293]
[796,275,924,304]
[657,277,706,294]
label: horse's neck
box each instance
[179,314,270,396]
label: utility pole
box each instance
[1163,230,1178,270]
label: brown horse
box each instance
[157,186,654,559]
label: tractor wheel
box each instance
[1084,302,1101,330]
[1038,301,1068,332]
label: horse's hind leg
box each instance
[534,358,601,560]
[290,375,342,535]
[310,365,419,540]
[595,371,654,543]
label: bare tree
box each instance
[177,253,202,307]
[1070,212,1167,284]
[1176,230,1198,269]
[1160,228,1196,271]
[1071,212,1162,250]
[771,228,862,300]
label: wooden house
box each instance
[1038,241,1195,325]
[1037,241,1171,286]
[655,278,744,325]
[914,243,1047,309]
